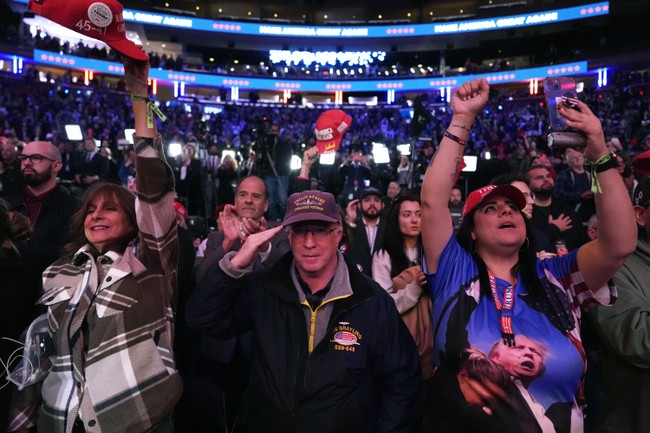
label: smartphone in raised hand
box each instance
[543,76,586,148]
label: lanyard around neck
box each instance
[488,269,516,347]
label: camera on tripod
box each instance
[250,116,277,174]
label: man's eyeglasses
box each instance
[287,226,338,241]
[17,154,56,164]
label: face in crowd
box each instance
[236,176,268,221]
[528,167,554,199]
[509,181,534,219]
[471,196,526,256]
[386,181,401,200]
[20,141,62,188]
[79,185,136,254]
[398,200,422,239]
[287,221,342,278]
[449,188,463,205]
[359,194,383,220]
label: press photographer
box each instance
[249,118,293,221]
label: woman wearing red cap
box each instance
[420,78,636,433]
[9,51,181,433]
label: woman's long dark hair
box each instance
[455,204,543,297]
[378,195,422,278]
[62,182,137,258]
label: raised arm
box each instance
[421,78,489,272]
[124,51,177,275]
[562,99,636,290]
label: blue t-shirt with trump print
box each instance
[423,235,614,433]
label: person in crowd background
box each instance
[554,148,596,223]
[174,143,205,217]
[215,153,238,207]
[193,174,290,431]
[346,186,386,276]
[338,148,372,205]
[0,199,41,432]
[589,175,650,433]
[253,122,293,222]
[527,164,590,254]
[0,137,23,200]
[75,136,109,190]
[8,140,79,274]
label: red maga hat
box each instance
[173,201,188,220]
[28,0,149,61]
[314,110,352,154]
[462,184,527,219]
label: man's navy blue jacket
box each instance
[186,252,421,433]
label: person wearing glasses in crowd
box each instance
[420,78,635,433]
[7,141,79,274]
[186,190,420,433]
[9,50,181,433]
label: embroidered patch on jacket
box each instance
[331,322,362,352]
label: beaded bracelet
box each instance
[131,94,167,128]
[444,130,468,146]
[589,152,617,193]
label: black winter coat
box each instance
[186,253,421,433]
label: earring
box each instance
[520,237,530,252]
[472,240,478,254]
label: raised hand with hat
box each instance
[28,0,148,61]
[314,110,352,154]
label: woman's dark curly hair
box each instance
[377,195,422,278]
[62,182,137,257]
[455,198,543,297]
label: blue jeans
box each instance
[264,175,288,222]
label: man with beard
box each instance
[527,165,589,253]
[347,186,386,276]
[9,141,79,273]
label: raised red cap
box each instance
[28,0,148,61]
[314,110,352,154]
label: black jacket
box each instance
[9,185,79,274]
[186,253,420,433]
[347,217,386,277]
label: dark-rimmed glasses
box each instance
[17,154,56,164]
[287,226,338,241]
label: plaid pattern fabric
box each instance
[9,135,181,433]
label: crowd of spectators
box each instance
[2,50,650,433]
[1,65,649,216]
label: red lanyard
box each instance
[488,270,516,347]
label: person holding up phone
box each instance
[420,78,635,433]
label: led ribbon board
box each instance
[15,0,608,39]
[32,49,588,92]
